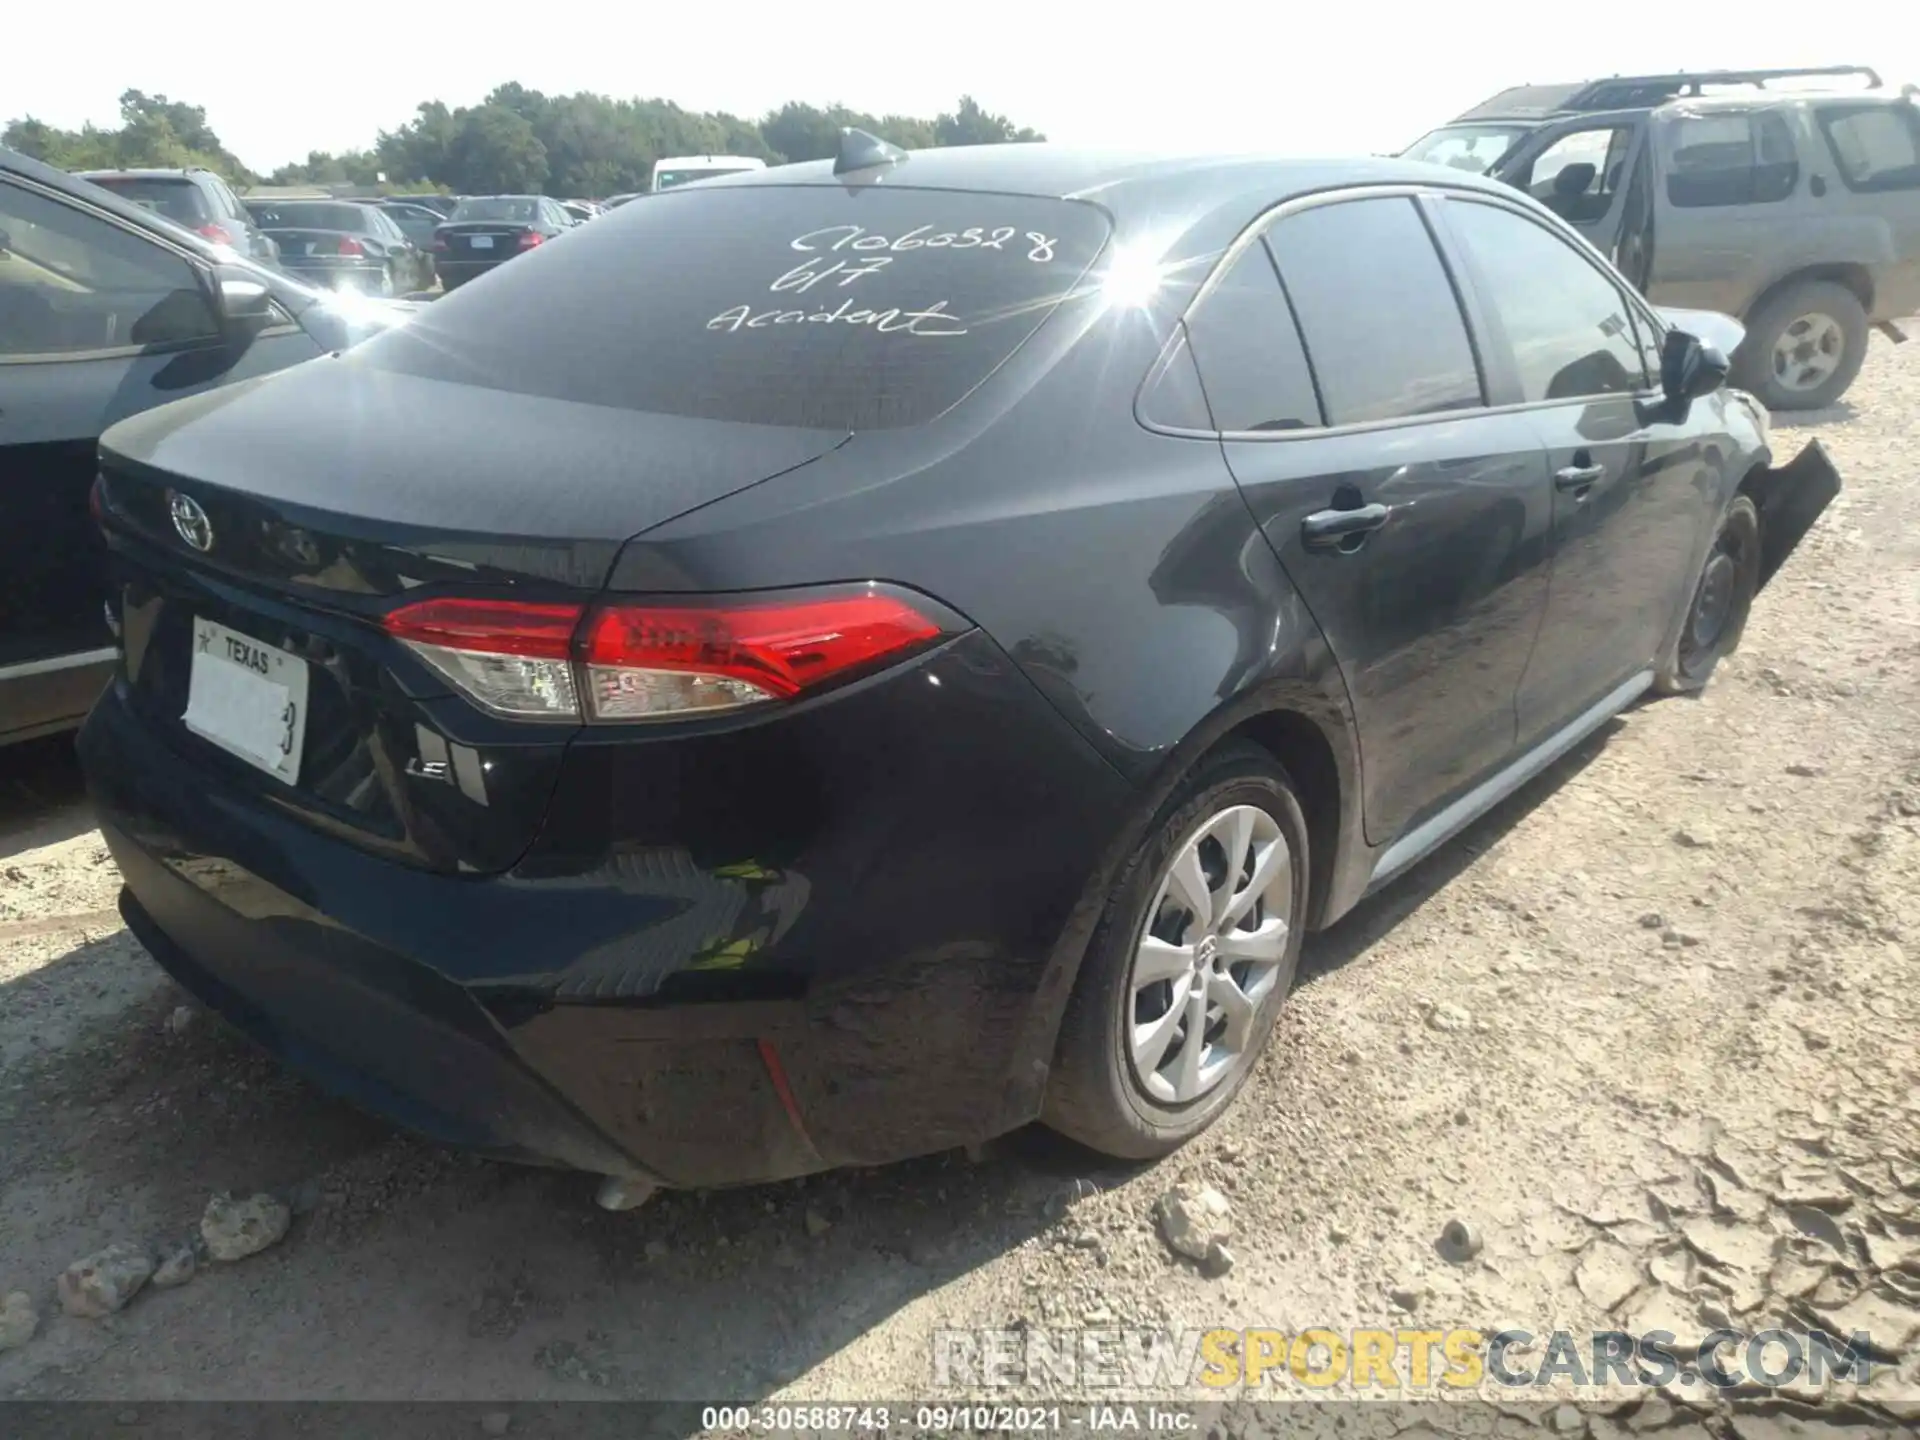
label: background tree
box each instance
[6,88,1044,196]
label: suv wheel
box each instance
[1043,743,1307,1159]
[1734,280,1868,411]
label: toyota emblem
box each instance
[167,491,214,552]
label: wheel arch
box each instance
[1741,263,1874,324]
[1014,682,1364,1112]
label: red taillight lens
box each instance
[196,223,234,246]
[431,235,447,251]
[337,236,365,257]
[580,594,942,720]
[517,231,544,250]
[382,590,944,724]
[87,475,105,527]
[384,598,584,720]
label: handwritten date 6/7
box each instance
[792,224,1058,262]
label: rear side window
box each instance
[1664,112,1799,207]
[366,187,1112,431]
[1818,104,1920,192]
[1266,197,1483,426]
[84,176,213,226]
[1179,241,1321,432]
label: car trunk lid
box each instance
[95,360,847,875]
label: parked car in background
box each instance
[76,137,1836,1194]
[602,192,644,209]
[380,193,458,218]
[375,200,448,254]
[1401,67,1919,409]
[76,167,281,267]
[561,200,604,223]
[243,199,434,296]
[431,195,574,289]
[0,146,412,747]
[650,154,767,191]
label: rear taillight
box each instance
[517,231,544,250]
[381,589,946,723]
[581,594,943,720]
[337,236,365,256]
[196,223,235,246]
[431,235,448,251]
[87,475,105,527]
[383,599,582,719]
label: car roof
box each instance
[74,167,209,180]
[705,143,1518,222]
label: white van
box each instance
[649,155,767,192]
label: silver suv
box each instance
[1405,68,1920,410]
[75,167,280,267]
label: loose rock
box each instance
[1672,826,1715,849]
[1155,1183,1231,1263]
[151,1241,197,1290]
[0,1291,38,1351]
[163,1005,196,1037]
[1436,1218,1483,1264]
[1200,1243,1235,1278]
[1426,1002,1471,1033]
[1638,912,1666,929]
[1388,1284,1423,1313]
[57,1244,154,1318]
[200,1192,291,1262]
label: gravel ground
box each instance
[1,337,1917,1433]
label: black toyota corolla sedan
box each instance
[78,137,1838,1195]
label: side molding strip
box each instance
[0,647,118,683]
[1367,670,1653,893]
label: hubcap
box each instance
[1126,804,1291,1105]
[1691,552,1738,649]
[1770,312,1844,393]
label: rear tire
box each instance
[1043,742,1308,1160]
[1733,280,1868,411]
[1654,495,1761,695]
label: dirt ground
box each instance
[2,337,1918,1431]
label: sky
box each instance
[7,2,1914,174]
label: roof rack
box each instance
[1454,66,1883,122]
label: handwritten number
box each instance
[1025,233,1056,262]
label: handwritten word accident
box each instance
[705,222,1063,340]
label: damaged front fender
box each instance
[1746,437,1842,590]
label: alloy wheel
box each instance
[1126,804,1291,1105]
[1770,312,1844,394]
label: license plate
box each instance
[470,235,494,249]
[181,619,309,784]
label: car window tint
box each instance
[1179,240,1320,431]
[1445,200,1648,402]
[1665,111,1799,207]
[0,180,219,358]
[1266,197,1482,426]
[365,186,1112,430]
[1818,104,1920,192]
[82,175,213,226]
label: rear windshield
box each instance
[451,197,542,224]
[85,176,212,224]
[251,203,370,231]
[363,186,1111,430]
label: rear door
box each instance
[0,174,321,737]
[1433,192,1713,742]
[1195,191,1554,845]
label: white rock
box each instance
[1426,1002,1472,1033]
[200,1192,291,1262]
[1155,1183,1231,1262]
[0,1291,38,1350]
[57,1244,154,1318]
[152,1241,197,1289]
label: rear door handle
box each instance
[1555,463,1605,492]
[1301,503,1392,551]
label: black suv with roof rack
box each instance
[1402,67,1920,409]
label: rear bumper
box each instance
[78,629,1133,1185]
[277,260,389,293]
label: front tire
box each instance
[1734,280,1868,411]
[1043,742,1308,1160]
[1655,495,1761,695]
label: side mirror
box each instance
[1660,328,1730,405]
[213,262,275,329]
